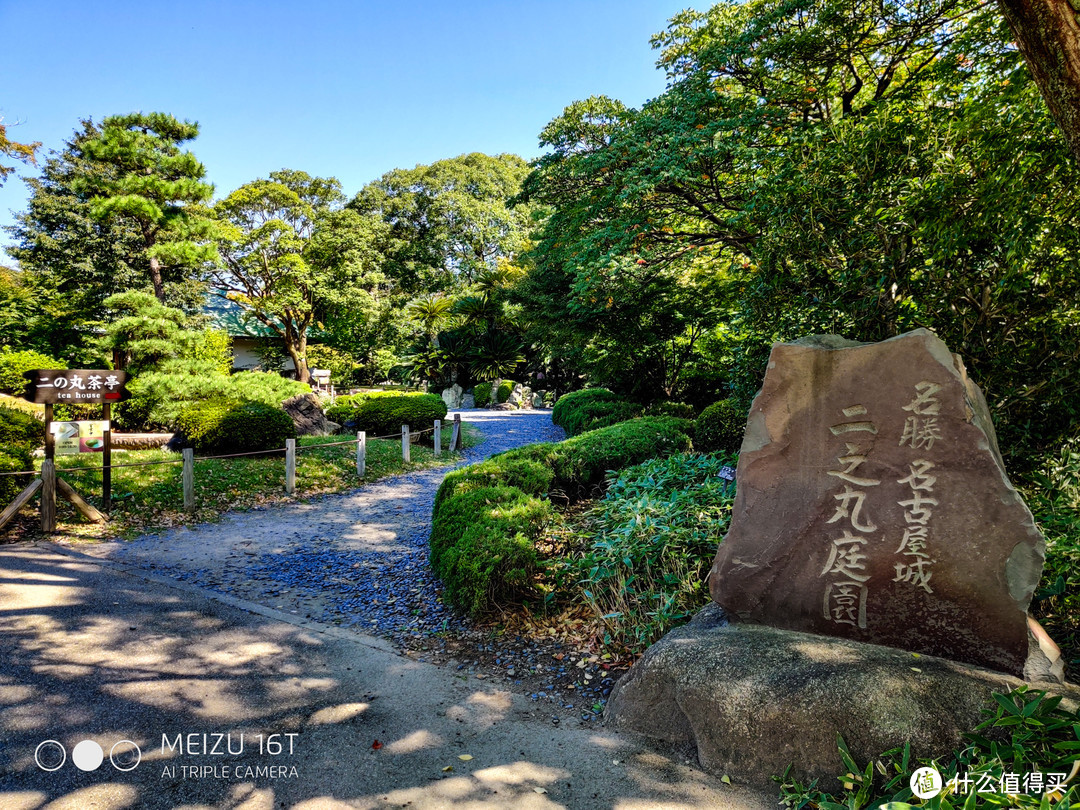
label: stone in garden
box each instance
[606,605,1080,790]
[461,393,475,409]
[532,393,544,409]
[709,329,1045,678]
[521,386,532,408]
[440,384,464,410]
[282,393,334,436]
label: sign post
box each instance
[22,369,131,520]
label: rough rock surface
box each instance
[532,393,544,409]
[507,383,525,408]
[461,393,475,409]
[709,329,1044,677]
[440,384,464,410]
[282,393,334,436]
[606,605,1080,789]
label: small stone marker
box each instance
[709,329,1045,677]
[717,466,736,481]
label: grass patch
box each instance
[4,428,475,542]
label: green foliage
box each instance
[551,388,643,436]
[190,329,233,375]
[0,405,44,449]
[0,349,65,395]
[304,344,353,383]
[435,453,555,513]
[0,445,34,505]
[778,688,1079,810]
[76,112,217,303]
[1024,438,1080,669]
[496,380,514,404]
[0,117,40,185]
[474,382,493,407]
[646,401,697,419]
[554,417,694,497]
[101,291,187,373]
[695,400,745,454]
[573,452,736,652]
[430,485,552,616]
[174,401,296,455]
[331,393,447,438]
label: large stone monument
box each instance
[710,329,1044,677]
[607,330,1072,787]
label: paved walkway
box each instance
[0,411,776,809]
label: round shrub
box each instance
[341,394,448,438]
[0,405,45,450]
[496,380,514,404]
[551,388,642,436]
[173,401,295,454]
[696,399,745,454]
[0,350,65,396]
[214,402,297,453]
[0,445,34,505]
[474,382,493,408]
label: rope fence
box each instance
[1,414,464,530]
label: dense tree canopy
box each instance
[350,153,537,294]
[0,116,39,185]
[77,112,217,304]
[517,0,1080,459]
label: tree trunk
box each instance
[148,254,166,303]
[997,0,1080,162]
[287,340,310,384]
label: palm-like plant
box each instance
[406,294,453,346]
[469,332,525,381]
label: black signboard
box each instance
[22,370,131,405]
[717,465,737,481]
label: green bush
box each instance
[0,445,34,505]
[573,452,736,652]
[779,688,1079,810]
[430,485,553,616]
[0,405,45,450]
[554,417,694,496]
[173,401,296,454]
[474,382,493,408]
[646,401,697,419]
[695,399,745,454]
[333,393,448,438]
[305,344,354,383]
[551,388,643,436]
[496,380,514,404]
[435,452,555,513]
[0,349,65,396]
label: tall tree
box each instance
[996,0,1080,161]
[212,170,379,384]
[76,112,217,303]
[0,115,39,185]
[350,153,537,293]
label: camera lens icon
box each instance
[110,741,141,771]
[34,740,66,772]
[34,739,142,772]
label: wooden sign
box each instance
[22,370,130,404]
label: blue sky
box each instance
[0,0,702,257]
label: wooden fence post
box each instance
[40,459,56,533]
[401,425,411,463]
[434,419,442,456]
[450,413,462,452]
[356,431,366,478]
[183,449,195,512]
[285,438,296,495]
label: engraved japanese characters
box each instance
[708,330,1045,677]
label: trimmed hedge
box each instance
[696,399,745,454]
[551,388,643,436]
[646,401,697,419]
[430,485,553,617]
[430,417,694,615]
[0,445,34,505]
[0,350,65,396]
[0,405,45,450]
[330,393,447,438]
[174,401,296,454]
[496,380,514,404]
[474,382,493,408]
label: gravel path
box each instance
[69,409,627,723]
[86,410,562,641]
